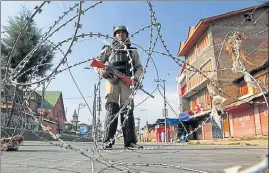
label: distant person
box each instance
[161,131,165,142]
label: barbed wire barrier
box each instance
[1,1,268,173]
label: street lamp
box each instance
[85,67,102,138]
[140,109,148,122]
[140,109,148,142]
[75,103,86,133]
[78,103,86,116]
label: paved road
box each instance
[1,141,268,173]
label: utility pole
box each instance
[92,84,97,140]
[84,67,99,138]
[163,79,167,143]
[39,81,45,131]
[137,118,140,142]
[39,77,54,131]
[140,109,148,141]
[97,76,101,139]
[6,84,19,128]
[135,117,140,142]
[76,103,85,134]
[154,79,168,143]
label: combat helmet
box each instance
[113,25,129,37]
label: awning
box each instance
[225,92,267,112]
[192,110,211,118]
[179,112,192,121]
[166,112,192,125]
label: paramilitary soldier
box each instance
[94,25,143,149]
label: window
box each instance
[187,48,196,64]
[196,34,209,55]
[188,61,212,91]
[240,84,249,96]
[189,73,203,90]
[190,99,197,112]
[200,60,212,81]
[254,73,269,93]
[188,73,197,90]
[244,13,253,22]
[205,92,211,109]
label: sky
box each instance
[1,1,262,128]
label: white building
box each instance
[176,62,187,115]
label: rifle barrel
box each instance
[140,88,155,98]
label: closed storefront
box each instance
[155,127,171,143]
[223,114,230,138]
[258,104,268,136]
[203,121,212,140]
[231,106,256,137]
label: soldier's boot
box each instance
[121,108,143,149]
[103,102,120,149]
[128,142,143,149]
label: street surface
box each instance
[1,141,268,173]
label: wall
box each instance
[188,88,211,113]
[252,70,268,94]
[211,7,269,106]
[53,94,66,132]
[229,105,256,137]
[258,102,268,136]
[182,26,218,113]
[149,129,156,142]
[177,71,187,114]
[43,120,58,134]
[203,121,213,140]
[43,94,66,133]
[223,114,230,138]
[184,28,217,96]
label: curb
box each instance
[139,141,268,147]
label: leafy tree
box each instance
[1,7,55,127]
[1,6,55,83]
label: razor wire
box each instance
[1,0,266,166]
[1,1,268,173]
[0,0,260,153]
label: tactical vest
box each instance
[108,43,136,77]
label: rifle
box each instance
[90,58,154,98]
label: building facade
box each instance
[226,61,268,137]
[176,62,187,114]
[37,91,66,134]
[177,3,268,140]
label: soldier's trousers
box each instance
[103,80,137,147]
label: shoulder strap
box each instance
[101,45,109,50]
[129,46,137,50]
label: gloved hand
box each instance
[100,68,112,79]
[133,77,141,90]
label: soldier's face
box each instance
[116,31,127,41]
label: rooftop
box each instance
[177,3,268,56]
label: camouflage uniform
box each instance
[94,26,143,148]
